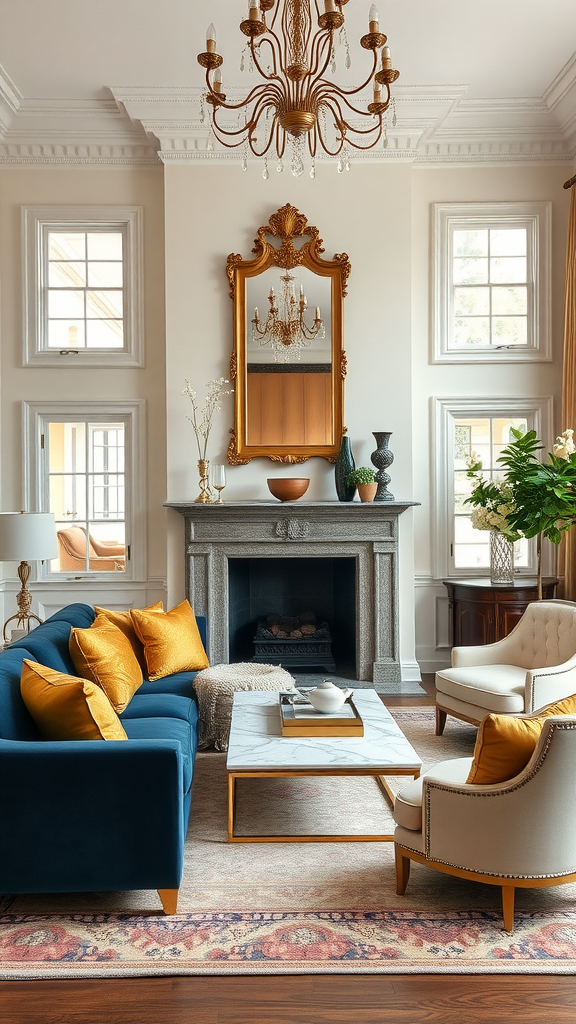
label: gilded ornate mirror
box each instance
[227,204,349,465]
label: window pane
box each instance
[453,258,488,285]
[86,320,124,348]
[454,541,489,569]
[455,516,485,543]
[48,290,84,318]
[55,522,89,571]
[492,317,528,346]
[454,317,490,347]
[48,421,86,472]
[87,232,122,260]
[87,262,123,288]
[49,476,87,521]
[454,287,490,316]
[454,471,475,512]
[47,320,86,348]
[86,290,123,319]
[48,262,86,287]
[490,257,526,283]
[90,522,125,546]
[48,232,86,260]
[90,475,125,519]
[492,286,527,316]
[453,230,488,257]
[490,228,526,257]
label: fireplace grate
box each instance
[253,615,335,672]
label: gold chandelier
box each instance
[197,0,399,174]
[252,270,325,360]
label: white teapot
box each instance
[306,680,352,714]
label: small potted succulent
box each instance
[347,466,378,503]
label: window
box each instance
[433,203,551,363]
[432,396,554,579]
[23,206,143,367]
[24,401,146,580]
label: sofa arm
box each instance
[525,655,576,712]
[0,739,188,895]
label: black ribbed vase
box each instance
[334,435,356,502]
[371,431,394,501]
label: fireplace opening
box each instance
[228,557,356,677]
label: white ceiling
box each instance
[0,0,575,165]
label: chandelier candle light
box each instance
[252,271,325,360]
[197,0,399,176]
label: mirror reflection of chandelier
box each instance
[197,0,399,177]
[252,271,325,362]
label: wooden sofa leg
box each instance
[435,706,447,736]
[158,889,179,915]
[501,885,515,932]
[395,846,411,895]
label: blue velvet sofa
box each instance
[0,602,205,914]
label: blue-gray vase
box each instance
[335,435,355,502]
[371,431,394,501]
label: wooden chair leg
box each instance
[395,846,411,895]
[158,888,179,915]
[501,885,515,932]
[435,706,447,736]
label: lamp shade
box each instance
[0,512,58,562]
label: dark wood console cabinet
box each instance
[443,578,558,647]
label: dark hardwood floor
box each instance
[4,677,575,1023]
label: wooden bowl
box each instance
[267,478,310,502]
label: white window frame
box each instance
[22,206,144,367]
[432,202,551,364]
[23,400,146,582]
[432,395,554,580]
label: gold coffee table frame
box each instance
[227,765,420,844]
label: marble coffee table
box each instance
[226,689,421,843]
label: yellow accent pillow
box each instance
[94,602,163,671]
[130,600,209,681]
[69,614,143,713]
[466,693,576,785]
[20,659,128,741]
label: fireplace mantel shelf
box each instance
[165,499,418,690]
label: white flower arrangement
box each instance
[182,377,234,461]
[465,454,521,542]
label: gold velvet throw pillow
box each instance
[130,600,209,681]
[94,602,163,671]
[466,693,576,785]
[69,614,143,713]
[20,659,128,741]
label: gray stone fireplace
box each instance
[165,500,417,690]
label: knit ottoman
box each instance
[193,662,295,751]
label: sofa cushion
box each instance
[138,672,197,698]
[69,615,143,713]
[466,693,576,785]
[435,664,526,714]
[20,660,128,741]
[94,602,163,672]
[130,601,209,681]
[121,692,199,728]
[123,716,196,792]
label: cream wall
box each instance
[0,166,167,618]
[163,161,419,678]
[411,163,573,671]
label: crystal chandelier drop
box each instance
[197,0,399,173]
[252,271,325,361]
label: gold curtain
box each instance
[560,184,576,598]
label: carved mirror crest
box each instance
[227,204,350,465]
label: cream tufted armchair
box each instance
[435,600,576,735]
[393,715,576,931]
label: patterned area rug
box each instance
[2,707,576,978]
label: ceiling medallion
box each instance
[197,0,399,177]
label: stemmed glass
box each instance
[211,464,227,503]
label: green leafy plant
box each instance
[347,466,375,486]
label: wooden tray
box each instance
[278,692,364,737]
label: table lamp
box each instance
[0,511,58,643]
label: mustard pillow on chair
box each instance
[466,693,576,785]
[94,602,163,671]
[69,614,143,713]
[130,600,209,681]
[20,659,127,741]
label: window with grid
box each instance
[23,206,143,367]
[433,203,551,363]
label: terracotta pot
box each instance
[357,482,378,503]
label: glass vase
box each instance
[194,459,212,504]
[334,435,356,502]
[490,531,514,584]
